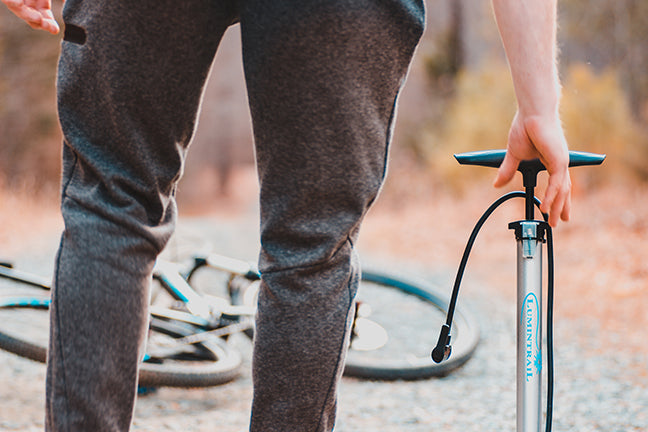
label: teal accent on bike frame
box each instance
[0,297,50,308]
[157,274,190,303]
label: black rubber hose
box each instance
[432,193,554,432]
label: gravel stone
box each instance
[0,218,645,432]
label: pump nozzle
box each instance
[431,324,452,363]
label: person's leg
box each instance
[46,1,238,431]
[240,1,425,430]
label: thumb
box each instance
[493,151,519,188]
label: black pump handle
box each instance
[454,149,606,172]
[455,149,606,231]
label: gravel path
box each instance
[0,215,646,432]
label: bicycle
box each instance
[0,247,480,388]
[431,149,605,432]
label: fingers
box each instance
[493,151,519,188]
[38,7,59,34]
[2,0,59,34]
[524,116,571,226]
[540,168,571,227]
[41,15,60,34]
[561,187,572,222]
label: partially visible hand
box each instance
[493,111,571,227]
[2,0,59,34]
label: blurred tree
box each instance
[2,0,647,194]
[561,64,648,182]
[424,0,465,95]
[0,8,62,191]
[559,0,648,119]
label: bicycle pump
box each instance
[431,149,605,432]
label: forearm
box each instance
[491,0,571,227]
[491,0,561,117]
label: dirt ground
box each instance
[0,165,646,431]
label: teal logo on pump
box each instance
[522,293,541,381]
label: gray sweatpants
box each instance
[46,0,425,431]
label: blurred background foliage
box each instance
[0,0,647,202]
[0,3,62,193]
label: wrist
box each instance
[516,76,562,119]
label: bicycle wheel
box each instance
[139,317,242,387]
[0,296,50,363]
[343,270,480,380]
[232,269,480,380]
[0,296,242,388]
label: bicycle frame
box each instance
[0,257,257,346]
[1,250,482,385]
[0,263,51,291]
[150,255,257,333]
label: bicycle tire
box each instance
[342,270,480,380]
[0,296,49,363]
[139,317,242,387]
[231,269,480,380]
[0,296,242,388]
